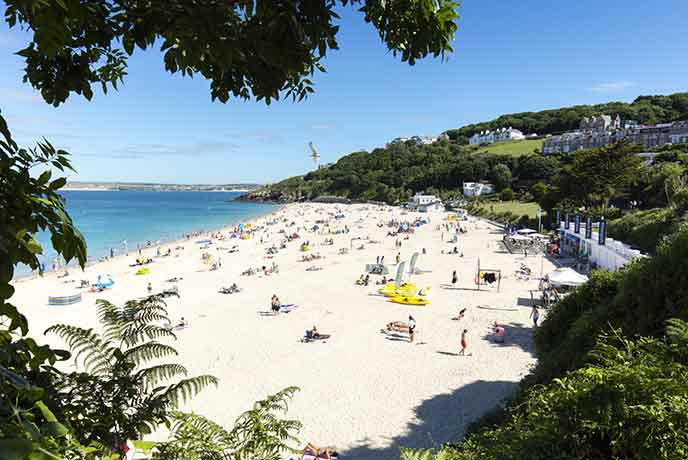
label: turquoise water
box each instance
[27,190,278,274]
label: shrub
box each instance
[499,188,515,201]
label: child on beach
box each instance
[408,315,416,343]
[459,329,468,355]
[530,305,540,327]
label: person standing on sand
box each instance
[408,315,416,343]
[396,252,401,265]
[459,329,468,355]
[147,282,152,294]
[530,305,540,327]
[451,270,458,286]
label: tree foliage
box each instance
[154,387,302,460]
[46,295,218,454]
[0,113,87,336]
[4,0,459,106]
[0,113,96,460]
[557,141,643,211]
[244,140,559,204]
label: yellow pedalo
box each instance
[378,281,417,297]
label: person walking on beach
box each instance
[530,305,540,327]
[451,270,458,286]
[396,252,401,265]
[147,282,152,294]
[408,315,416,343]
[459,329,468,356]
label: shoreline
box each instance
[15,204,285,283]
[62,188,257,192]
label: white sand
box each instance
[11,203,554,459]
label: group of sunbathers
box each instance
[303,443,338,459]
[219,283,241,294]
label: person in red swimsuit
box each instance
[459,329,468,355]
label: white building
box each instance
[469,127,526,145]
[408,193,445,212]
[386,133,449,147]
[559,223,644,272]
[462,182,496,197]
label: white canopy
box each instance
[510,234,532,241]
[547,267,589,287]
[517,228,537,235]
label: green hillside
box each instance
[469,138,543,156]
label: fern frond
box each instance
[666,318,688,345]
[135,364,188,388]
[121,323,176,347]
[45,324,114,373]
[162,375,219,408]
[123,342,179,366]
[169,411,233,446]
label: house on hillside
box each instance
[543,115,688,154]
[469,127,526,145]
[408,193,445,212]
[462,182,496,197]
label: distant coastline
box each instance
[64,181,263,193]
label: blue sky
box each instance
[1,0,687,184]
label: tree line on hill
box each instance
[445,92,688,143]
[243,139,560,204]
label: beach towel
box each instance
[280,304,298,313]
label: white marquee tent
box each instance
[547,267,589,287]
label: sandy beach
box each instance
[11,203,555,459]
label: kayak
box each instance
[378,282,417,297]
[388,294,429,306]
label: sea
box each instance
[22,190,278,276]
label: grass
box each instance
[470,138,544,157]
[472,201,540,219]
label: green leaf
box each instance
[48,177,66,191]
[34,401,57,423]
[37,170,51,185]
[26,238,43,255]
[42,422,69,438]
